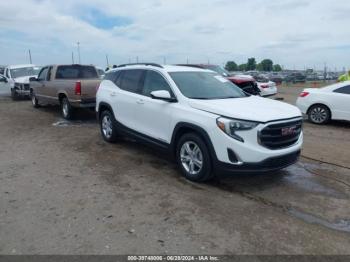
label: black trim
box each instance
[115,119,170,150]
[170,122,219,161]
[215,150,300,175]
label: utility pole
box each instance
[28,49,32,64]
[71,52,75,64]
[186,58,189,64]
[105,54,109,67]
[77,42,81,64]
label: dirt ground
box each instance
[0,85,349,255]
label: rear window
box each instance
[119,69,144,94]
[55,65,98,79]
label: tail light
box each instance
[299,91,309,97]
[75,81,81,95]
[261,84,269,89]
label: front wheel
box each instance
[61,97,74,120]
[176,133,213,182]
[11,88,19,101]
[308,104,330,125]
[31,92,39,108]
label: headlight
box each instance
[216,117,259,142]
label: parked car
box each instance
[3,64,37,99]
[96,63,303,182]
[267,73,284,84]
[30,64,101,119]
[253,74,277,97]
[177,64,261,95]
[285,72,306,83]
[0,74,8,96]
[296,81,350,124]
[0,66,5,75]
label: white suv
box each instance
[96,63,303,182]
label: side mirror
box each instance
[29,77,38,82]
[150,90,176,102]
[0,75,7,83]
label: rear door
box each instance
[110,69,145,130]
[134,69,175,143]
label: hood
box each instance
[13,75,36,84]
[188,96,301,122]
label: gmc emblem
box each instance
[281,126,297,136]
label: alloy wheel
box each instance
[180,141,203,175]
[310,106,328,123]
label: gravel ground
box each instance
[0,87,349,254]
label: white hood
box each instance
[13,75,35,84]
[188,96,301,122]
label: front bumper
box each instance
[214,150,300,175]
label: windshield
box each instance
[10,67,35,78]
[170,71,246,99]
[206,65,230,76]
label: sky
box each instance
[0,0,350,70]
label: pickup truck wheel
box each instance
[11,88,19,101]
[176,133,213,182]
[100,110,118,143]
[61,97,74,120]
[31,92,39,108]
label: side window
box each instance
[37,67,48,81]
[119,70,144,94]
[5,69,10,78]
[334,86,350,95]
[46,67,52,81]
[104,71,121,83]
[142,70,173,97]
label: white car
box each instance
[2,64,37,99]
[96,63,303,182]
[296,81,350,124]
[257,81,278,97]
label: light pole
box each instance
[77,42,81,64]
[28,49,32,64]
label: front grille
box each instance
[259,119,302,150]
[23,84,30,90]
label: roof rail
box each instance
[117,63,163,68]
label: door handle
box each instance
[136,99,144,104]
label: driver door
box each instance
[33,67,49,103]
[134,69,176,144]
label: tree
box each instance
[273,64,282,72]
[260,59,273,71]
[256,63,264,71]
[225,61,238,71]
[246,57,256,71]
[238,64,247,71]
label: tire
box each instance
[61,97,74,120]
[31,91,39,108]
[176,133,213,182]
[308,104,331,125]
[100,110,118,143]
[11,88,19,101]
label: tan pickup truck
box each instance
[30,64,101,119]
